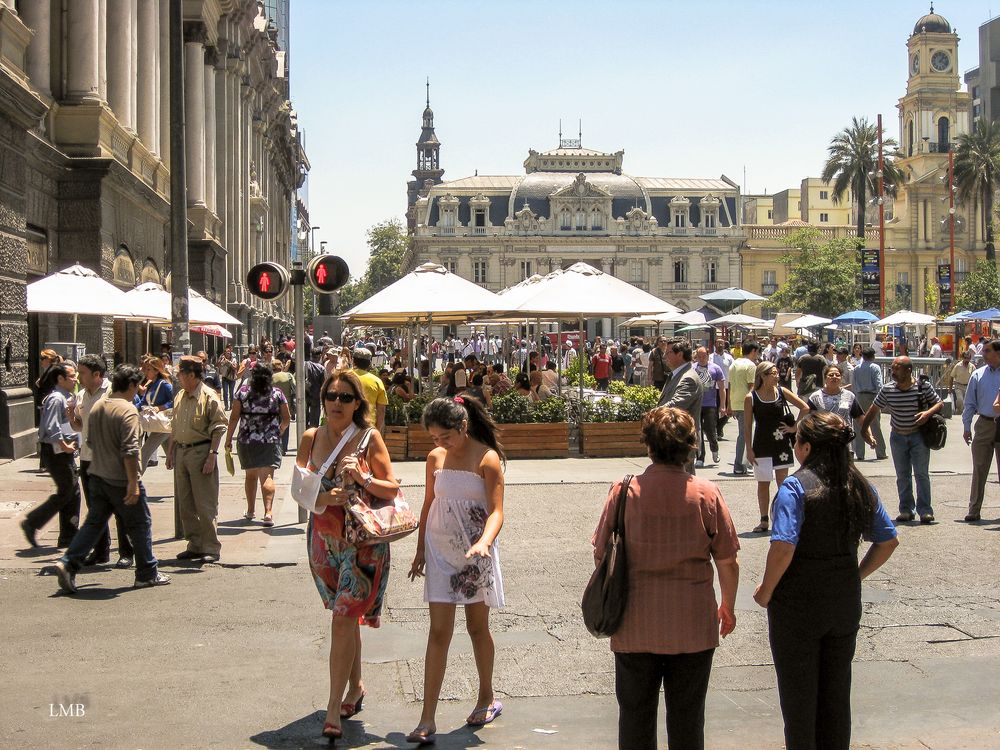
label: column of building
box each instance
[20,0,51,97]
[184,24,206,207]
[214,34,230,304]
[136,0,157,155]
[204,48,217,217]
[158,0,169,169]
[106,0,134,130]
[66,0,102,103]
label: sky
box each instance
[289,0,996,276]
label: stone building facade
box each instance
[404,101,744,337]
[0,0,306,459]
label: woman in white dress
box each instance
[407,395,506,745]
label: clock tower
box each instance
[898,5,970,159]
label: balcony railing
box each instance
[439,226,455,235]
[472,226,487,235]
[928,141,953,154]
[746,225,879,242]
[762,283,778,295]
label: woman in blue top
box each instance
[753,411,899,750]
[137,355,174,470]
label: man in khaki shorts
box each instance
[167,356,228,563]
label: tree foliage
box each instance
[820,117,903,239]
[767,229,862,317]
[954,118,1000,262]
[955,260,1000,312]
[334,219,410,314]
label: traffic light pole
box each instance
[291,261,308,524]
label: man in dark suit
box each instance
[657,338,704,474]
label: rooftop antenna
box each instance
[578,119,582,143]
[425,77,430,107]
[559,119,562,143]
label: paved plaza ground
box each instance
[2,415,999,749]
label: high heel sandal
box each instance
[322,722,342,741]
[340,690,365,719]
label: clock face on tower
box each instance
[931,50,950,72]
[911,53,919,74]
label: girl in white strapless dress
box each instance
[406,395,506,745]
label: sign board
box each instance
[937,263,951,314]
[546,331,583,350]
[858,247,881,312]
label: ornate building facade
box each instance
[0,0,306,458]
[741,7,978,320]
[404,100,744,336]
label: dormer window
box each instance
[670,195,691,229]
[699,194,721,230]
[469,193,490,236]
[591,208,603,230]
[560,208,572,231]
[575,209,586,230]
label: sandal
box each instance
[466,699,503,726]
[321,722,342,740]
[405,725,436,745]
[339,690,365,718]
[752,516,769,534]
[262,515,274,527]
[243,512,255,522]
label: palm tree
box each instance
[821,117,903,239]
[953,118,1000,262]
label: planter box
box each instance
[580,421,646,457]
[383,425,408,461]
[404,422,570,460]
[497,422,569,459]
[406,425,437,460]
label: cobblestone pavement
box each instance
[1,419,999,749]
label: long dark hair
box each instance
[794,411,876,543]
[422,396,505,465]
[250,362,273,396]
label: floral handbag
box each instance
[343,429,419,546]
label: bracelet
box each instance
[210,450,219,455]
[363,474,374,489]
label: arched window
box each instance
[575,209,586,230]
[591,208,603,230]
[560,208,572,230]
[112,245,136,287]
[937,117,950,149]
[907,119,914,156]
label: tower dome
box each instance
[913,4,951,34]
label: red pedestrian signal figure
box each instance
[246,262,288,300]
[307,254,349,293]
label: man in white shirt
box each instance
[929,337,943,358]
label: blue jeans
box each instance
[61,476,159,582]
[889,431,932,516]
[733,410,747,471]
[221,379,235,410]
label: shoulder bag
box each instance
[343,429,419,546]
[581,475,633,639]
[918,385,947,451]
[139,380,173,434]
[289,424,358,513]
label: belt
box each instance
[175,439,211,448]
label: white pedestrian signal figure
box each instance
[316,262,327,286]
[259,272,271,294]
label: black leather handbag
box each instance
[918,387,947,451]
[582,475,633,638]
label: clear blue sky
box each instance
[290,0,994,276]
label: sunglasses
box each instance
[324,391,358,404]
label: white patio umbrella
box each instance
[710,313,768,326]
[191,324,233,339]
[123,282,241,350]
[500,262,682,405]
[679,310,709,326]
[784,314,833,329]
[874,310,936,327]
[620,311,686,326]
[27,263,140,340]
[341,262,503,324]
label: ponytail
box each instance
[422,396,506,466]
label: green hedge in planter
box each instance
[490,390,568,424]
[582,384,660,422]
[565,355,596,389]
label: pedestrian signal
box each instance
[306,254,349,294]
[246,262,290,300]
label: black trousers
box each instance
[614,648,715,750]
[79,460,134,559]
[698,407,719,461]
[25,443,81,546]
[768,598,859,750]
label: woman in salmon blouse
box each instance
[592,406,740,750]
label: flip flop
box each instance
[405,725,436,744]
[262,515,274,527]
[466,699,503,726]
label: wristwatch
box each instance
[363,473,374,489]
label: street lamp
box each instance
[310,225,321,259]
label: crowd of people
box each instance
[18,322,1000,749]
